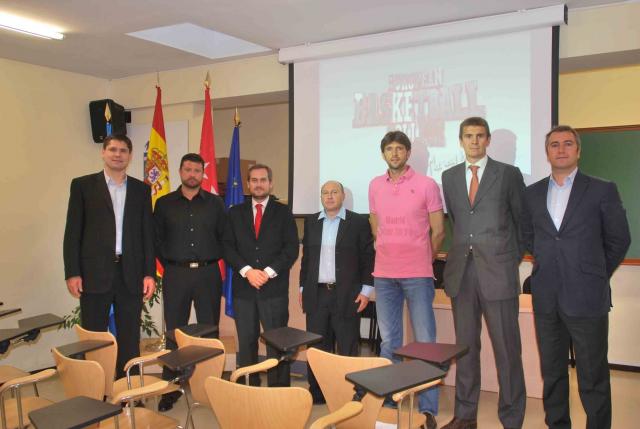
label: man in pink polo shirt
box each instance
[369,130,445,429]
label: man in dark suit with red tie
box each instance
[521,125,630,429]
[63,134,156,378]
[223,164,299,386]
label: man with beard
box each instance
[223,164,299,387]
[153,153,227,411]
[368,131,445,429]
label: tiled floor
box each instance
[30,367,639,428]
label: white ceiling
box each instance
[0,0,627,79]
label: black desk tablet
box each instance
[165,323,219,344]
[346,360,445,397]
[29,396,121,429]
[55,340,114,359]
[260,326,322,354]
[394,342,469,368]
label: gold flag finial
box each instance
[234,106,241,127]
[204,71,211,88]
[104,102,112,122]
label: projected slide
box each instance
[293,28,552,214]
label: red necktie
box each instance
[469,165,479,205]
[254,203,263,239]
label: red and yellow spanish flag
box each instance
[144,86,170,208]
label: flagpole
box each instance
[143,82,171,351]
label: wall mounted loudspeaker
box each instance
[89,99,128,143]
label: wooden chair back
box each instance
[74,324,117,397]
[204,376,311,429]
[52,347,105,400]
[306,348,391,429]
[174,328,226,404]
[0,369,56,429]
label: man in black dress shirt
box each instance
[153,153,227,410]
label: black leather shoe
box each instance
[157,392,182,412]
[441,417,477,429]
[424,412,438,429]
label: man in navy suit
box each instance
[521,125,630,429]
[223,164,299,387]
[63,134,156,378]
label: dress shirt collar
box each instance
[104,170,127,186]
[550,167,578,187]
[465,155,488,171]
[252,196,270,210]
[176,186,205,200]
[318,206,346,221]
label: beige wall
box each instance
[559,64,640,127]
[560,3,640,59]
[0,58,108,370]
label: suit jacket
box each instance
[442,157,525,300]
[299,210,374,318]
[521,170,630,316]
[223,198,299,300]
[63,172,155,294]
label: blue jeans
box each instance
[374,277,438,415]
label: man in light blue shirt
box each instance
[547,167,577,230]
[299,181,374,404]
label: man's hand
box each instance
[143,276,156,300]
[246,269,269,289]
[355,294,370,313]
[66,276,83,298]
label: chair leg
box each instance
[16,388,24,429]
[182,389,196,429]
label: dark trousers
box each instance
[162,263,222,381]
[233,294,289,387]
[80,261,143,379]
[305,287,360,398]
[451,258,526,428]
[535,310,610,429]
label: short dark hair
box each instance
[545,125,581,151]
[180,153,205,169]
[380,130,411,152]
[103,134,132,151]
[459,117,491,139]
[247,163,273,182]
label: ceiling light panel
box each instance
[128,23,271,60]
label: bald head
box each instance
[320,181,345,216]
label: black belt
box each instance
[318,282,336,290]
[166,260,217,269]
[114,254,122,263]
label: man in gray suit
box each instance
[441,117,526,429]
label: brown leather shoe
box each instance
[440,417,477,429]
[424,412,438,429]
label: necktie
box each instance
[254,203,263,239]
[469,165,479,205]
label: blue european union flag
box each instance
[223,125,244,318]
